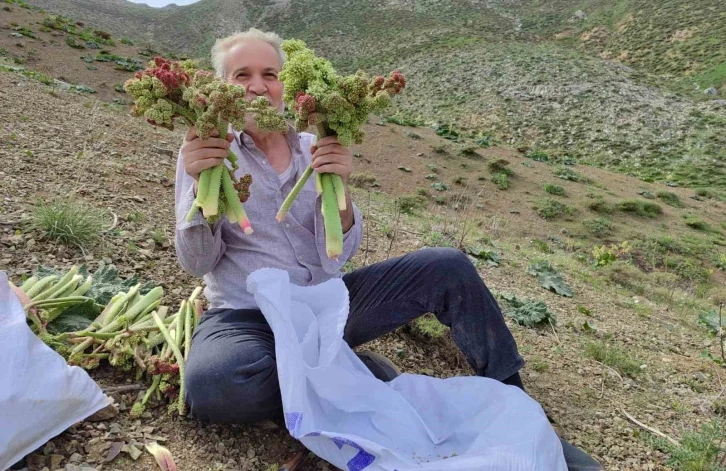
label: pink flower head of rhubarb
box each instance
[383,70,406,95]
[295,92,316,116]
[148,356,180,375]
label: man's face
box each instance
[224,40,284,113]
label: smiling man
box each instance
[173,28,602,470]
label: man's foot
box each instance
[356,350,401,382]
[560,438,604,470]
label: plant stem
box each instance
[184,301,193,360]
[330,174,347,210]
[201,164,225,217]
[320,173,343,259]
[276,164,314,222]
[152,312,186,416]
[221,166,253,234]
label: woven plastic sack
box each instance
[0,272,111,470]
[247,268,566,471]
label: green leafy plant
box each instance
[491,172,510,190]
[617,200,663,218]
[657,191,684,208]
[554,166,590,183]
[544,184,565,196]
[488,159,513,176]
[535,199,575,219]
[593,241,632,267]
[412,314,448,338]
[650,419,726,471]
[526,260,574,297]
[525,150,549,162]
[584,217,613,236]
[465,245,501,267]
[498,292,556,327]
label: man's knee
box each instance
[185,347,281,424]
[415,247,476,279]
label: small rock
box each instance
[216,442,226,454]
[43,442,56,455]
[704,87,718,95]
[49,454,65,469]
[25,238,35,248]
[68,453,83,464]
[108,423,121,434]
[26,454,46,469]
[694,372,708,382]
[85,404,118,422]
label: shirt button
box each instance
[285,223,290,228]
[261,161,266,165]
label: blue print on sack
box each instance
[285,412,303,436]
[331,436,375,471]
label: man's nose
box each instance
[246,75,266,95]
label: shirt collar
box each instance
[234,123,302,153]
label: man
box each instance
[174,28,602,470]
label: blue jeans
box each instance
[185,247,525,424]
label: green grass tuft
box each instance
[30,200,106,248]
[617,200,663,218]
[656,191,684,208]
[584,341,642,378]
[544,184,566,196]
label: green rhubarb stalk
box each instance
[70,276,93,296]
[200,164,225,217]
[315,171,323,195]
[221,168,253,234]
[25,275,58,298]
[330,174,347,210]
[175,301,186,349]
[32,266,78,301]
[188,286,202,306]
[25,296,90,310]
[21,276,38,291]
[131,374,162,417]
[184,300,193,360]
[124,287,164,324]
[320,173,344,260]
[185,167,212,222]
[276,164,313,221]
[151,311,187,416]
[34,274,82,302]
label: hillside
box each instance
[2,2,726,470]
[20,0,726,190]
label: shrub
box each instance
[488,159,513,176]
[554,166,591,183]
[65,36,84,49]
[544,184,565,196]
[684,216,711,231]
[535,199,575,219]
[491,172,509,190]
[396,194,427,215]
[349,172,378,188]
[584,217,613,236]
[593,241,631,267]
[587,199,615,214]
[656,191,683,208]
[617,200,663,218]
[525,150,549,162]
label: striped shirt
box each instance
[173,125,363,310]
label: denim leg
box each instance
[343,247,525,380]
[184,308,283,424]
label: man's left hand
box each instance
[310,136,353,183]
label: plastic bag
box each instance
[0,272,111,471]
[247,268,567,471]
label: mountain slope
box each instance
[20,0,726,189]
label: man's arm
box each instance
[174,149,227,277]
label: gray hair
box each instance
[210,28,286,78]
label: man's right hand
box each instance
[181,126,234,182]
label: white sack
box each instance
[0,272,111,471]
[247,268,567,471]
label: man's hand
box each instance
[310,136,355,232]
[181,126,234,182]
[310,136,353,183]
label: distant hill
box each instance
[19,0,726,188]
